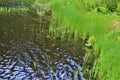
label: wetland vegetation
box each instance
[0,0,120,80]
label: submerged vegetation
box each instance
[1,0,120,80]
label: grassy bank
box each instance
[48,0,120,80]
[1,0,120,79]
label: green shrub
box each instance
[103,0,118,12]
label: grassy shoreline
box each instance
[1,0,120,79]
[49,1,120,80]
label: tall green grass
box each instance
[50,0,115,37]
[93,29,120,80]
[48,0,120,80]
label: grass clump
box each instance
[93,30,120,80]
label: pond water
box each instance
[0,12,87,80]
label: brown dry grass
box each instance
[108,21,120,31]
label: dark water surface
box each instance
[0,13,86,80]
